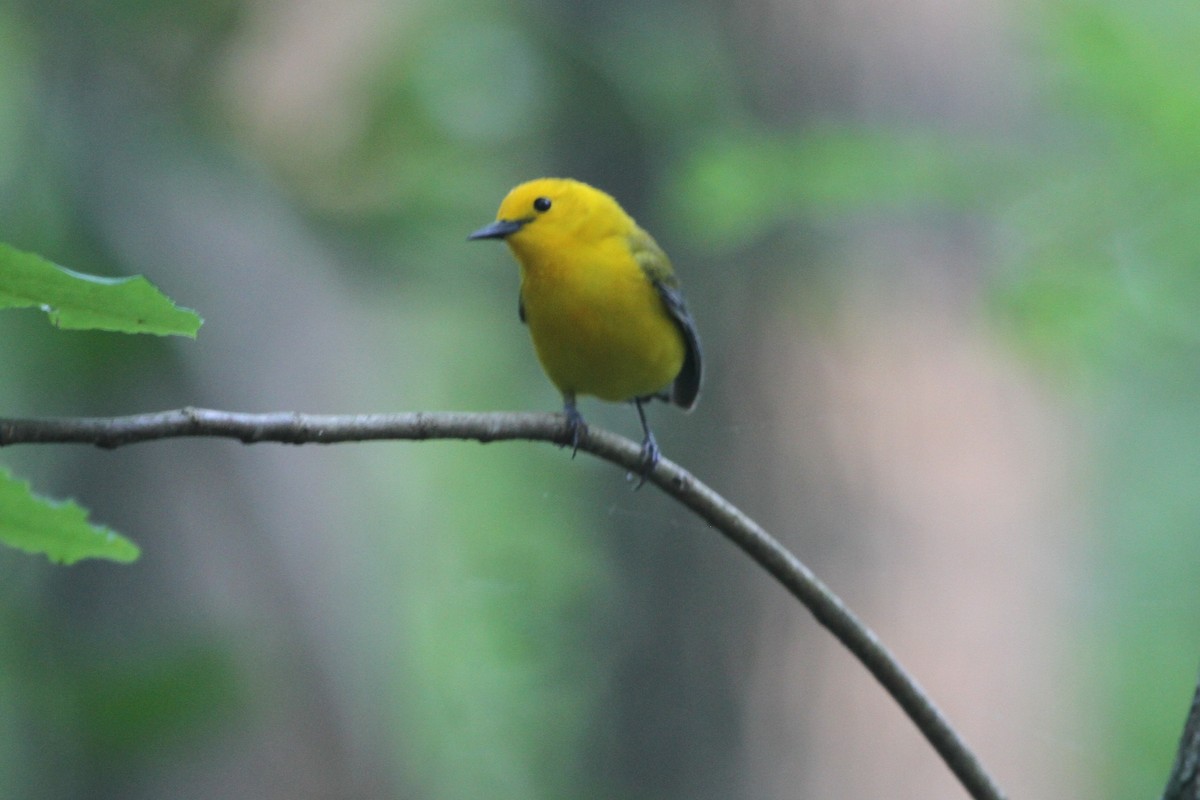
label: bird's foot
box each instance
[628,431,661,490]
[563,402,587,458]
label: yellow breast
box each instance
[513,233,685,403]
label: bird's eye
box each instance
[533,197,552,212]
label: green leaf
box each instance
[0,467,140,564]
[0,241,202,337]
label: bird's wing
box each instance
[628,228,703,410]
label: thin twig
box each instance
[0,407,1007,800]
[1164,671,1200,800]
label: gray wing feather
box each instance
[628,230,703,409]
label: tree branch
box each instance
[0,407,1006,800]
[1164,671,1200,800]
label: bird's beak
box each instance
[468,218,527,241]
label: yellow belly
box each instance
[518,245,685,402]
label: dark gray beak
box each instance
[467,219,527,241]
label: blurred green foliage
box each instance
[671,126,1025,249]
[1008,6,1200,792]
[997,1,1200,375]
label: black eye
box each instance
[533,197,552,212]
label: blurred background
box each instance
[1,0,1198,797]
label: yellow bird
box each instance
[469,178,702,478]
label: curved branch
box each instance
[0,407,1006,800]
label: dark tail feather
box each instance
[652,282,703,411]
[671,335,701,410]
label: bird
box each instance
[469,178,702,483]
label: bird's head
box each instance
[468,178,628,253]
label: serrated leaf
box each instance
[0,467,140,565]
[0,241,202,337]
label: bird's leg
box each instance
[562,392,586,457]
[631,397,660,489]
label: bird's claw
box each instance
[563,403,587,458]
[629,432,661,490]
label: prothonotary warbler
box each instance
[469,178,702,481]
